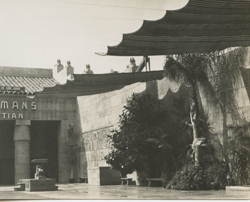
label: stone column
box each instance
[14,120,31,184]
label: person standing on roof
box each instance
[66,61,74,75]
[84,64,94,74]
[66,60,74,80]
[55,59,64,73]
[124,57,137,73]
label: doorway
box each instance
[30,121,59,181]
[0,121,15,185]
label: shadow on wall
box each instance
[145,80,159,99]
[145,77,191,117]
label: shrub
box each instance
[205,164,228,188]
[168,164,207,190]
[168,163,229,190]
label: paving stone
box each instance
[1,184,250,200]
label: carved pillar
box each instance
[14,120,31,184]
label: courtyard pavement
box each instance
[1,183,250,200]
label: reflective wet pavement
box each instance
[1,183,250,200]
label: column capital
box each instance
[14,124,30,142]
[15,120,31,126]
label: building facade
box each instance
[0,64,187,186]
[1,48,250,186]
[0,66,80,185]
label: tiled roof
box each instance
[0,75,58,95]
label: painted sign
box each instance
[0,100,36,119]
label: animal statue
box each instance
[34,165,46,180]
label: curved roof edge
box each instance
[99,0,250,56]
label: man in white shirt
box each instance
[124,58,137,73]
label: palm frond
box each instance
[164,56,191,85]
[198,73,220,111]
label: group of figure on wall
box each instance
[55,59,94,74]
[55,57,138,75]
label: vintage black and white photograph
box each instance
[0,0,250,200]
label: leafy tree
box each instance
[104,94,175,177]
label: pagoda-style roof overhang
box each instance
[98,0,250,56]
[40,71,164,97]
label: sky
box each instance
[0,0,188,74]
